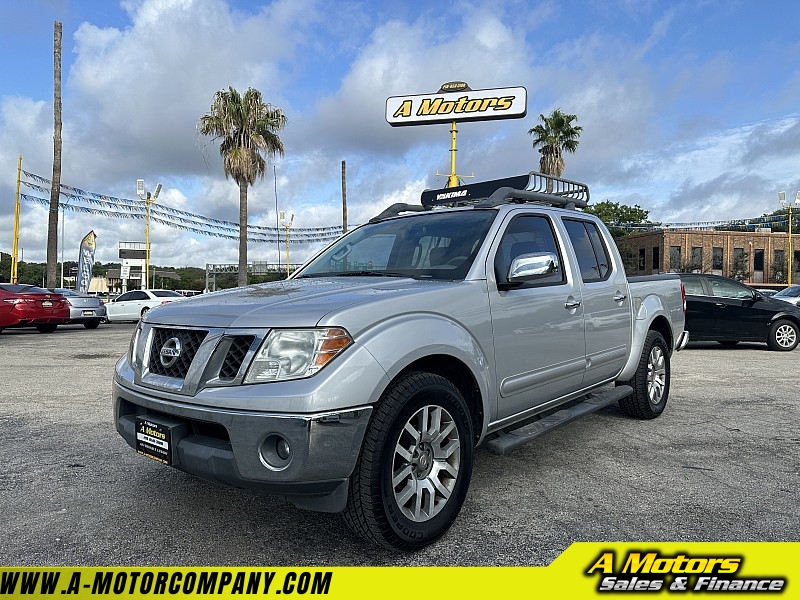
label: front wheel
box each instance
[619,330,670,419]
[767,319,798,351]
[343,371,474,551]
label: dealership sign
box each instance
[386,84,527,127]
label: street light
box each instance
[279,211,294,278]
[138,179,161,290]
[778,190,800,285]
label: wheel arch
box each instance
[393,354,485,446]
[618,313,674,382]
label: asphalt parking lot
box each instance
[0,323,798,566]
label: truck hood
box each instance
[143,277,453,329]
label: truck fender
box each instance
[617,293,672,382]
[356,314,494,438]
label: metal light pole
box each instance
[279,211,293,278]
[779,191,800,285]
[138,179,161,290]
[11,155,22,284]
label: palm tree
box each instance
[528,109,582,179]
[199,87,286,286]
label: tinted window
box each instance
[709,278,753,299]
[152,290,182,298]
[681,275,705,296]
[0,284,48,294]
[494,215,564,286]
[563,219,611,282]
[129,291,149,301]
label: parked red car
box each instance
[0,283,70,334]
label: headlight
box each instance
[244,327,353,383]
[129,321,143,366]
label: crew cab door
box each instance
[561,218,632,387]
[488,213,585,420]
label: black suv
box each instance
[679,273,800,351]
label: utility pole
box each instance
[341,160,348,234]
[45,21,63,289]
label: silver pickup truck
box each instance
[113,172,687,551]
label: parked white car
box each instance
[105,289,184,322]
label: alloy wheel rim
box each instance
[776,324,797,348]
[646,345,666,405]
[391,404,461,522]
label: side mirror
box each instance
[506,252,560,284]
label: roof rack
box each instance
[421,171,589,210]
[370,172,590,222]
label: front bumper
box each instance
[113,378,372,513]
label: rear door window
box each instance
[562,219,612,282]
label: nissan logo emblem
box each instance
[159,337,182,368]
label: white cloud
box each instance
[2,0,800,278]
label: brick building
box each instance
[620,229,800,286]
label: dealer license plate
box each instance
[41,300,52,307]
[82,310,94,316]
[136,418,172,465]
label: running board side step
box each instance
[485,385,633,456]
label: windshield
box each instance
[774,286,800,298]
[295,210,496,280]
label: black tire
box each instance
[36,324,58,334]
[140,307,150,318]
[343,371,474,551]
[619,330,670,419]
[83,321,100,329]
[767,319,798,351]
[717,340,739,347]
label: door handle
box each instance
[613,294,627,302]
[715,303,727,308]
[564,300,582,309]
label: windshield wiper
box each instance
[330,270,411,277]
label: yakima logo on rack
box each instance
[436,190,469,201]
[386,86,527,127]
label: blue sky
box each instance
[2,0,800,268]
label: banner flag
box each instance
[76,230,97,294]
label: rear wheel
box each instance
[343,371,474,551]
[84,321,100,329]
[140,306,150,318]
[619,330,670,419]
[36,324,58,334]
[767,319,798,351]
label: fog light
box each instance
[259,434,292,470]
[276,439,290,460]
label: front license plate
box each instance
[136,418,172,465]
[42,300,52,307]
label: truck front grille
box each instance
[148,327,208,379]
[220,336,255,379]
